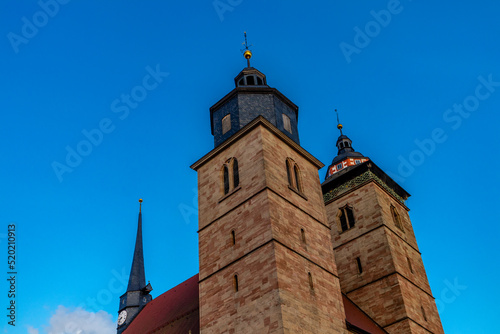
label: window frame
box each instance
[338,205,356,232]
[220,157,241,197]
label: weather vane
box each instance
[241,32,253,67]
[335,109,343,135]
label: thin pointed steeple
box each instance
[118,199,152,333]
[127,199,146,291]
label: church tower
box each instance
[117,199,153,333]
[191,43,348,333]
[322,123,444,333]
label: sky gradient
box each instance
[1,1,499,333]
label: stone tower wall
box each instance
[325,179,444,333]
[196,120,347,333]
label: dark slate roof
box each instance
[124,274,199,334]
[127,212,146,292]
[343,294,388,334]
[330,150,365,165]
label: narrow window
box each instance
[339,142,344,148]
[234,275,239,292]
[421,306,427,322]
[286,160,293,187]
[356,257,363,274]
[294,165,301,192]
[286,158,304,194]
[223,166,230,195]
[222,114,231,134]
[246,75,255,85]
[339,209,348,232]
[407,257,413,273]
[338,205,355,232]
[233,158,239,188]
[256,77,263,85]
[391,205,404,232]
[231,230,236,245]
[346,207,355,228]
[282,114,292,133]
[308,272,314,290]
[221,157,239,196]
[300,228,306,244]
[238,78,244,86]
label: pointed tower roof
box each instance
[324,113,369,181]
[127,199,146,292]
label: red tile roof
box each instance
[124,274,199,334]
[342,294,388,334]
[124,274,386,334]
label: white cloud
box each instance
[44,306,115,334]
[27,326,39,334]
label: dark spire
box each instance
[127,199,146,291]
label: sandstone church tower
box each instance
[191,48,348,333]
[322,123,445,333]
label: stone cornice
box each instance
[191,116,323,171]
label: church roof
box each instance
[343,294,388,334]
[124,274,387,334]
[124,274,199,334]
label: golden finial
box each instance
[241,32,253,67]
[139,198,143,212]
[335,109,343,135]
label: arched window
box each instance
[286,158,303,194]
[294,165,301,192]
[221,158,240,196]
[391,205,404,232]
[286,160,293,187]
[233,159,239,188]
[338,205,355,232]
[223,166,230,195]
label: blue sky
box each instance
[1,0,499,333]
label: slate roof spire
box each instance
[127,199,146,291]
